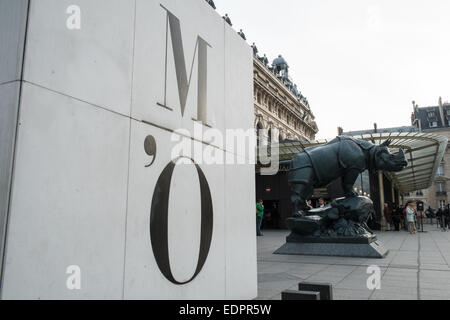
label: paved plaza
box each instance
[257,222,450,300]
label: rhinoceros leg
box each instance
[290,183,314,217]
[342,169,361,197]
[289,167,315,217]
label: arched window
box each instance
[256,122,263,147]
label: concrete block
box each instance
[282,290,320,300]
[298,282,333,300]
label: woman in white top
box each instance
[406,201,416,235]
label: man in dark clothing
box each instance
[426,206,435,224]
[392,206,401,231]
[437,208,445,231]
[444,207,450,230]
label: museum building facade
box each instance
[409,98,450,210]
[252,49,318,145]
[252,47,319,230]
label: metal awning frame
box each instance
[271,132,448,194]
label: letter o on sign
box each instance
[150,157,213,285]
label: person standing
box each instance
[399,205,404,231]
[318,198,326,208]
[392,205,400,231]
[271,202,279,229]
[256,199,264,236]
[402,205,408,231]
[437,207,445,231]
[384,203,392,231]
[444,206,450,231]
[426,206,434,224]
[406,201,416,235]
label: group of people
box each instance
[257,199,450,236]
[383,201,420,234]
[384,202,450,234]
[433,206,450,231]
[256,198,450,236]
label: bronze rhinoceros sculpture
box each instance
[284,136,407,217]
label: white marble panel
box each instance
[224,154,258,299]
[123,119,227,299]
[131,0,225,143]
[0,82,21,282]
[2,83,130,299]
[224,26,254,160]
[23,0,135,116]
[0,0,28,84]
[2,0,256,300]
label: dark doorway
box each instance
[261,200,281,230]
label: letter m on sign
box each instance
[161,5,211,125]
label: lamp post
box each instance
[379,171,387,231]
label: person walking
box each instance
[406,201,416,235]
[384,203,392,231]
[318,198,326,208]
[426,206,435,224]
[392,205,401,231]
[402,205,408,231]
[444,206,450,231]
[256,199,264,236]
[437,207,445,231]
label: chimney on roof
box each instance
[412,100,419,113]
[337,127,343,136]
[438,96,445,128]
[373,123,378,133]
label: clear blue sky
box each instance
[214,0,450,139]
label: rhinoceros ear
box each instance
[380,139,392,147]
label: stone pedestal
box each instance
[274,233,389,258]
[275,196,389,258]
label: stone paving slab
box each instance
[257,224,450,300]
[333,288,374,300]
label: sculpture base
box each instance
[286,232,377,244]
[274,234,389,258]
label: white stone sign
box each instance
[0,0,256,299]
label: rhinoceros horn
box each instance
[396,149,405,159]
[380,139,392,147]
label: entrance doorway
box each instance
[261,200,281,230]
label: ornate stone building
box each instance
[410,98,450,210]
[252,46,319,230]
[204,1,318,144]
[252,46,318,145]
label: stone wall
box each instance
[0,0,257,299]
